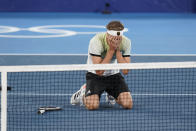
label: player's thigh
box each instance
[86,72,105,97]
[106,73,130,99]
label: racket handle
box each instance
[37,109,46,114]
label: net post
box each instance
[1,71,7,131]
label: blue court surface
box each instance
[6,68,196,131]
[0,13,196,54]
[0,12,196,131]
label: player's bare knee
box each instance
[85,102,99,110]
[84,100,99,110]
[121,99,133,109]
[84,95,99,110]
[118,92,133,109]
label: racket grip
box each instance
[37,109,46,114]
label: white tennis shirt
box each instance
[87,32,131,76]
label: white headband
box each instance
[107,28,128,36]
[107,30,123,36]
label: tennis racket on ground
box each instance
[38,106,62,114]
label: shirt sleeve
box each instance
[88,36,103,57]
[122,39,131,57]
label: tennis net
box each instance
[1,62,196,131]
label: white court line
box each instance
[7,93,196,96]
[0,54,196,56]
[131,54,196,56]
[0,54,88,56]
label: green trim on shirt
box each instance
[103,34,109,51]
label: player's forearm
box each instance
[116,50,129,75]
[116,50,128,63]
[96,50,115,76]
[101,50,115,64]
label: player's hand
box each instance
[108,38,118,50]
[108,35,122,51]
[111,36,122,50]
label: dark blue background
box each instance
[0,0,195,12]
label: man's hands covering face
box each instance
[107,34,122,51]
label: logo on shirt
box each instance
[86,90,91,95]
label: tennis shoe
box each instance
[70,84,86,106]
[105,94,116,105]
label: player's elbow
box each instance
[122,69,129,75]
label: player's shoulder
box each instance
[89,33,106,50]
[122,35,131,44]
[120,35,131,50]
